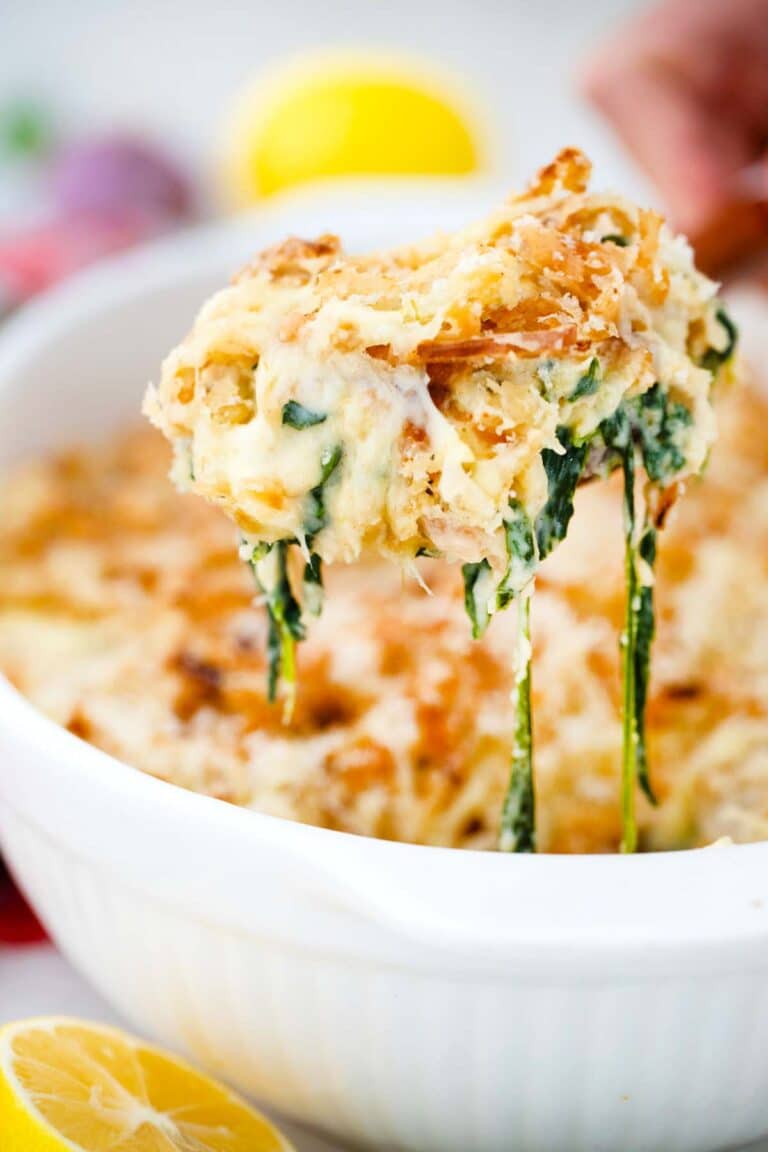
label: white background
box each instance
[0,946,344,1149]
[3,0,652,201]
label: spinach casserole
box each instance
[145,148,737,852]
[2,380,765,852]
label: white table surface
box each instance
[2,941,767,1152]
[0,943,341,1151]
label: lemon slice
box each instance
[221,50,485,204]
[0,1017,293,1151]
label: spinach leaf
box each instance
[272,543,305,642]
[247,540,305,718]
[601,407,643,852]
[265,609,282,703]
[600,405,631,458]
[247,445,342,711]
[282,400,327,429]
[602,233,629,247]
[302,551,324,617]
[304,445,343,540]
[496,499,536,611]
[598,403,665,842]
[633,522,657,805]
[632,383,692,484]
[535,358,555,399]
[701,307,738,374]
[568,357,600,401]
[499,595,535,852]
[535,426,588,559]
[455,501,536,849]
[319,444,343,483]
[620,493,639,852]
[462,559,493,639]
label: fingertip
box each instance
[578,44,625,111]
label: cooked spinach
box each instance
[303,551,324,617]
[248,540,305,718]
[463,498,536,644]
[304,444,343,540]
[496,500,536,612]
[633,521,657,805]
[620,565,639,844]
[243,446,343,713]
[701,307,738,374]
[282,400,327,429]
[265,610,282,703]
[466,378,693,852]
[600,407,644,851]
[499,595,535,852]
[600,405,631,459]
[632,383,692,483]
[456,501,538,852]
[569,357,600,401]
[535,358,555,399]
[535,426,589,559]
[462,559,493,639]
[602,233,629,247]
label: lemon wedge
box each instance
[0,1017,293,1151]
[221,50,484,204]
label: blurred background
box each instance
[2,0,645,180]
[0,0,652,317]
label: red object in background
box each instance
[0,859,46,946]
[0,213,149,306]
[0,134,196,313]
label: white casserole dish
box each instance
[1,182,768,1152]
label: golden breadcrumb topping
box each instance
[146,148,722,574]
[1,379,766,852]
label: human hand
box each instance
[583,0,768,277]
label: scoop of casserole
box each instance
[146,148,728,577]
[145,148,736,852]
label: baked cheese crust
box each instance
[146,149,724,576]
[1,379,765,852]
